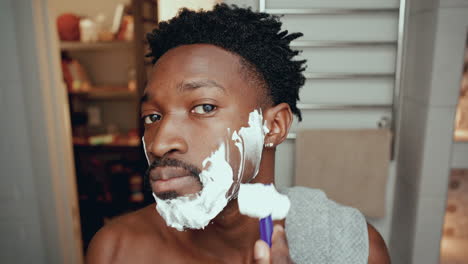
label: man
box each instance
[87,4,390,263]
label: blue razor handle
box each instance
[259,215,273,247]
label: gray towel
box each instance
[283,187,369,264]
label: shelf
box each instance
[69,86,137,99]
[74,142,141,148]
[60,41,134,51]
[73,136,141,150]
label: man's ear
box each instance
[263,103,293,147]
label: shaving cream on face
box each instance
[230,109,266,193]
[142,109,268,231]
[238,183,290,220]
[142,136,150,165]
[153,143,234,231]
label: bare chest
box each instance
[112,235,250,264]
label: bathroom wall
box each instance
[389,0,439,262]
[411,0,468,262]
[390,0,468,263]
[225,0,399,244]
[452,142,468,168]
[226,1,466,263]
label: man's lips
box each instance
[150,166,194,181]
[150,166,200,194]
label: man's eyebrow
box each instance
[177,79,226,93]
[140,93,150,104]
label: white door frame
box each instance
[14,0,84,263]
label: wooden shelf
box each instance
[73,135,141,149]
[69,86,137,99]
[60,41,133,51]
[74,142,141,148]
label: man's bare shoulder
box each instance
[367,223,391,264]
[86,204,164,263]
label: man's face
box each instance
[141,44,265,200]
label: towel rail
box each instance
[263,8,399,15]
[291,40,397,48]
[303,72,394,80]
[298,103,392,111]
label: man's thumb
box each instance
[254,240,270,264]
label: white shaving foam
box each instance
[231,109,266,191]
[238,183,290,220]
[153,143,233,231]
[142,136,150,165]
[263,120,270,135]
[143,109,269,230]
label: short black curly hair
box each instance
[146,4,306,121]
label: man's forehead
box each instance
[143,45,247,93]
[176,79,226,93]
[141,78,226,104]
[141,43,265,108]
[152,44,242,72]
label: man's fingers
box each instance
[271,225,292,263]
[254,225,293,264]
[272,225,288,248]
[254,240,270,264]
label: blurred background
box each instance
[1,0,468,263]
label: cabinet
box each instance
[57,0,158,252]
[62,40,140,145]
[62,39,151,250]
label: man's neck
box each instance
[172,151,277,260]
[181,198,257,263]
[189,169,276,253]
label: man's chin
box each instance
[154,190,202,200]
[154,191,179,200]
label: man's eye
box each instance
[143,114,162,124]
[192,104,217,114]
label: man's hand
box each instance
[254,225,294,264]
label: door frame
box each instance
[14,0,84,263]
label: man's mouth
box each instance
[148,164,202,199]
[153,175,199,195]
[150,166,193,181]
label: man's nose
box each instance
[146,115,188,158]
